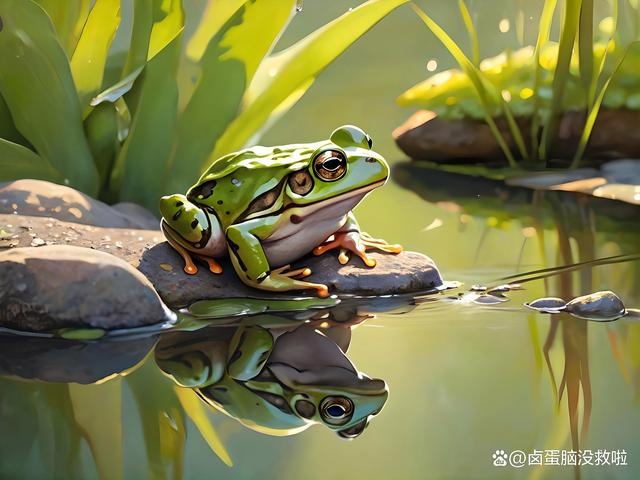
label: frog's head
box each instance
[286,125,389,208]
[159,194,214,254]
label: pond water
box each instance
[2,1,640,479]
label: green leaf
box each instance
[0,94,28,145]
[70,0,121,115]
[148,0,184,60]
[68,381,123,480]
[122,0,184,77]
[185,0,245,61]
[174,386,233,467]
[110,34,182,208]
[165,0,297,194]
[35,0,90,56]
[208,0,408,164]
[0,0,99,194]
[0,138,65,182]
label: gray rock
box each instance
[0,245,174,332]
[139,243,443,308]
[0,179,157,229]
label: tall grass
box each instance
[0,0,407,210]
[402,0,640,168]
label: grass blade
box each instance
[70,0,121,115]
[209,0,409,163]
[539,0,582,160]
[529,0,558,162]
[410,3,520,167]
[458,0,480,65]
[571,41,640,167]
[110,34,182,208]
[0,0,99,194]
[165,0,297,193]
[35,0,90,56]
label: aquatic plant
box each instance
[398,0,640,168]
[0,0,406,210]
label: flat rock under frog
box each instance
[159,125,402,297]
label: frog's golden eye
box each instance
[319,396,354,425]
[313,150,347,181]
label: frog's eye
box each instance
[319,396,354,425]
[313,150,347,181]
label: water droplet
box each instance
[426,59,438,72]
[295,0,303,12]
[501,90,512,102]
[499,18,510,33]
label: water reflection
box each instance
[0,295,425,478]
[156,316,388,438]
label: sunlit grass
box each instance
[401,0,640,168]
[0,0,407,210]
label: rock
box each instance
[0,213,160,267]
[139,244,443,308]
[0,245,174,332]
[1,213,443,310]
[565,290,627,321]
[0,179,158,229]
[393,109,640,165]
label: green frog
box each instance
[159,125,402,297]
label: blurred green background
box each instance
[1,1,639,479]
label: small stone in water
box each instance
[30,237,46,247]
[565,290,626,322]
[470,284,487,292]
[524,297,567,313]
[159,263,173,272]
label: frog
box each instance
[154,319,388,437]
[159,125,402,297]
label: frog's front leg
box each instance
[313,212,402,267]
[226,219,330,297]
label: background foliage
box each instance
[0,0,406,211]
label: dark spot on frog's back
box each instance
[0,16,3,32]
[189,180,217,201]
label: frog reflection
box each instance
[154,318,387,438]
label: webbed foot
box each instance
[313,231,402,267]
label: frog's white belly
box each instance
[262,192,367,267]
